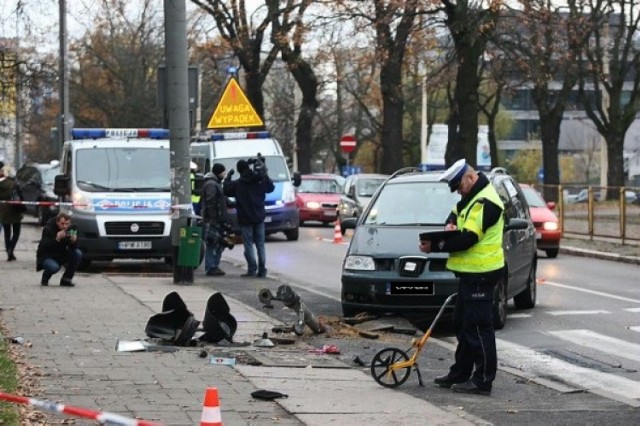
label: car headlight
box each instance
[543,222,558,231]
[306,201,321,209]
[72,192,94,212]
[344,255,375,271]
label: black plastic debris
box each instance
[251,389,288,401]
[145,291,200,346]
[200,292,237,343]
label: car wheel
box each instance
[285,227,299,241]
[341,304,357,318]
[545,248,559,258]
[514,259,537,309]
[492,275,508,330]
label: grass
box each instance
[0,332,20,425]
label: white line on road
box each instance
[542,281,640,304]
[546,329,640,362]
[625,307,640,313]
[630,326,640,333]
[506,313,532,319]
[497,339,640,405]
[546,310,611,316]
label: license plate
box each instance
[323,210,337,217]
[388,282,434,296]
[535,232,542,240]
[264,216,272,223]
[118,241,152,250]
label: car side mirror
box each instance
[292,171,301,187]
[54,174,70,197]
[547,201,556,210]
[504,218,529,231]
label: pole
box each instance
[58,0,70,152]
[14,9,21,169]
[420,77,428,166]
[164,0,193,284]
[600,22,609,197]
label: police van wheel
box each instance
[285,227,299,241]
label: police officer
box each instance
[419,158,504,396]
[190,162,201,215]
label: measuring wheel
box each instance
[370,347,411,388]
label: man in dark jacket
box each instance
[223,159,274,277]
[36,212,82,286]
[201,163,229,276]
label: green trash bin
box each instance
[178,226,202,267]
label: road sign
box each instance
[340,135,357,153]
[207,78,264,129]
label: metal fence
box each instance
[533,184,640,245]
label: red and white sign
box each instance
[340,134,357,153]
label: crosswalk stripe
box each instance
[630,326,640,333]
[542,281,640,303]
[625,307,640,313]
[546,310,610,316]
[546,329,640,362]
[498,339,640,404]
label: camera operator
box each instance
[201,163,230,277]
[36,212,82,287]
[223,155,274,278]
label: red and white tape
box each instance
[0,391,162,425]
[0,200,194,210]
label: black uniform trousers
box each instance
[447,273,498,391]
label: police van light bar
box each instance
[72,128,170,140]
[209,131,270,141]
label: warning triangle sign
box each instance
[207,77,264,129]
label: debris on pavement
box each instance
[253,332,275,347]
[258,285,325,335]
[209,356,236,366]
[251,389,288,401]
[308,344,340,355]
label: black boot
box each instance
[8,249,16,261]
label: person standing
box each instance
[419,158,504,396]
[223,158,274,278]
[36,212,82,286]
[201,163,229,276]
[0,165,23,261]
[190,161,202,216]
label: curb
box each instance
[559,246,640,265]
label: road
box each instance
[218,223,640,423]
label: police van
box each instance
[190,131,301,240]
[54,128,173,268]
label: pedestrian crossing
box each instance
[546,329,640,362]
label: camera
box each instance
[219,223,236,250]
[66,224,78,237]
[247,153,266,176]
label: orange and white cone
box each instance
[200,387,222,426]
[333,220,343,244]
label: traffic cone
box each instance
[200,387,222,426]
[333,220,343,244]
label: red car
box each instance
[296,174,344,225]
[521,184,562,258]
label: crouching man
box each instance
[37,212,82,287]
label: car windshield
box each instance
[298,179,341,194]
[76,148,170,192]
[356,178,385,197]
[521,186,546,208]
[363,181,460,226]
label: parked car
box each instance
[15,161,60,225]
[337,173,388,235]
[340,167,537,329]
[520,184,562,258]
[567,188,637,204]
[296,174,343,225]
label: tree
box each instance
[266,0,318,173]
[440,0,501,168]
[578,0,640,196]
[498,0,590,201]
[68,0,165,127]
[190,0,280,121]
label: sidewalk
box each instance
[0,222,473,426]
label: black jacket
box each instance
[201,175,228,225]
[223,169,275,225]
[36,217,78,270]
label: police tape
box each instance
[0,391,162,425]
[0,200,194,210]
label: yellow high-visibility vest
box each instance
[446,184,505,273]
[191,173,200,204]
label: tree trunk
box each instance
[539,114,562,202]
[293,62,318,174]
[244,70,265,123]
[379,62,404,174]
